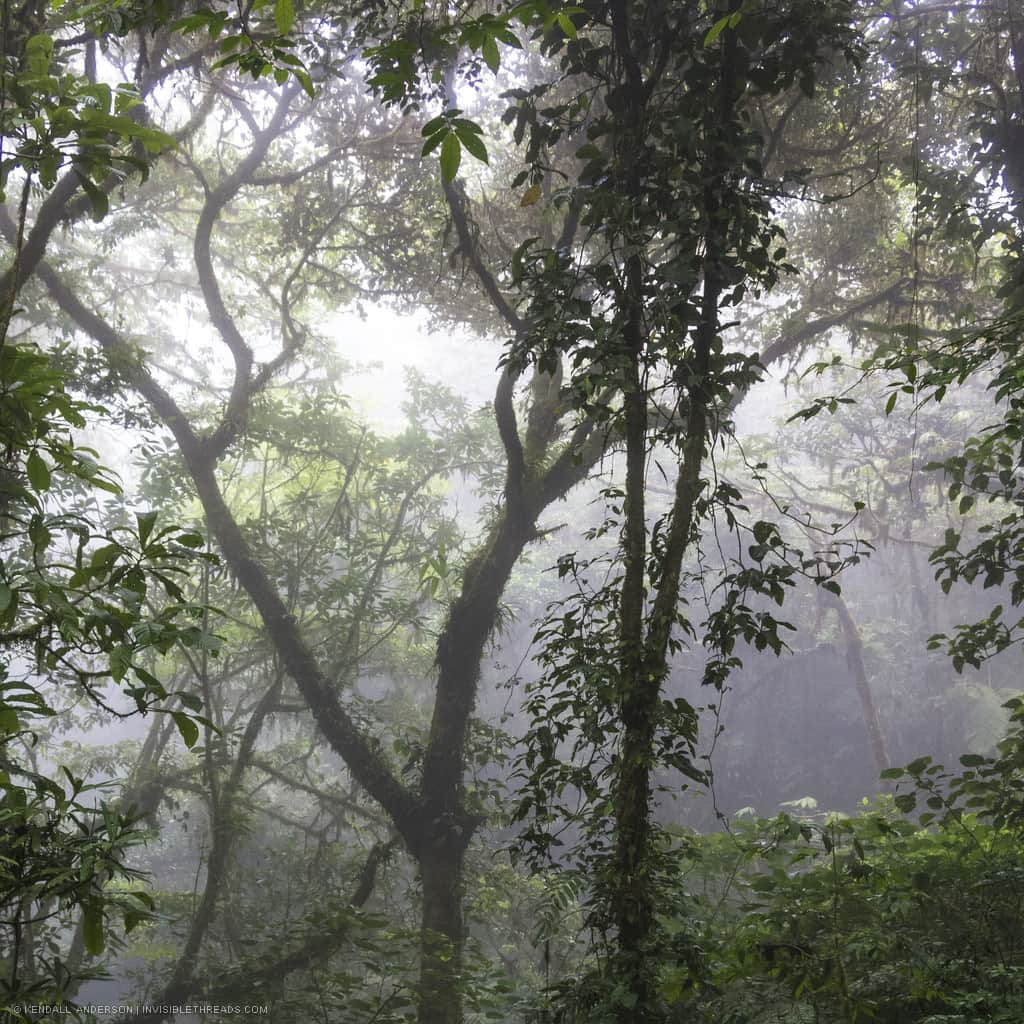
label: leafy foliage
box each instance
[873,312,1024,670]
[688,699,1024,1023]
[4,0,1024,1022]
[0,6,175,222]
[0,342,218,1011]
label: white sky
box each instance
[329,306,504,428]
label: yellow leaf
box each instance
[520,183,542,207]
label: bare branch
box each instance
[193,81,302,458]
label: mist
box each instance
[3,1,1024,1023]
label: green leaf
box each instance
[178,692,203,712]
[124,908,147,933]
[29,518,52,554]
[24,34,53,77]
[704,14,730,47]
[83,900,105,955]
[136,510,159,547]
[133,666,167,698]
[172,711,200,749]
[521,183,543,206]
[556,13,577,38]
[109,645,132,683]
[422,130,446,157]
[90,543,121,570]
[274,0,294,34]
[482,35,500,72]
[894,793,916,814]
[959,753,987,767]
[457,127,489,164]
[422,114,449,136]
[440,133,461,182]
[26,450,51,492]
[74,172,110,222]
[294,68,314,97]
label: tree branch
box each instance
[193,81,302,458]
[12,246,425,850]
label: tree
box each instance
[25,1,871,1018]
[7,2,1024,1023]
[799,0,1024,671]
[358,0,870,1018]
[2,10,615,1021]
[0,3,233,1009]
[0,335,221,1013]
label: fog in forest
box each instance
[3,0,1024,1022]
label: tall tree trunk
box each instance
[602,2,737,1016]
[417,840,468,1024]
[609,359,657,1014]
[416,499,541,1023]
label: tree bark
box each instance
[602,2,738,1017]
[417,839,469,1024]
[824,591,891,776]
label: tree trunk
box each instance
[825,591,891,776]
[418,840,467,1024]
[602,3,736,1016]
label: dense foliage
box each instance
[2,0,1024,1022]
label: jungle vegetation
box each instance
[1,0,1023,1021]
